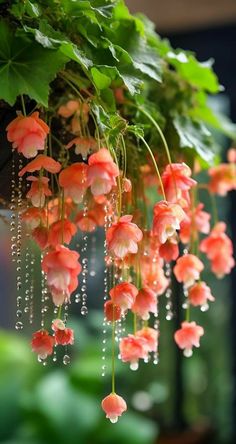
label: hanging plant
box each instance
[1,0,236,423]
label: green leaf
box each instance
[173,115,217,165]
[167,51,220,93]
[0,20,68,106]
[190,92,236,139]
[91,67,111,89]
[22,21,93,69]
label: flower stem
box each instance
[111,306,116,394]
[21,95,27,116]
[140,136,166,200]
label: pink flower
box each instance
[6,112,49,158]
[58,100,80,118]
[66,137,97,160]
[48,219,77,247]
[141,256,169,295]
[109,282,138,312]
[131,287,157,320]
[200,223,235,278]
[31,330,54,359]
[104,300,122,322]
[42,245,82,306]
[123,178,132,193]
[21,207,47,230]
[119,335,148,370]
[32,226,49,249]
[173,254,204,287]
[227,148,236,163]
[136,327,158,353]
[153,201,185,244]
[180,203,210,244]
[161,163,196,204]
[19,154,61,177]
[101,393,127,423]
[52,319,74,345]
[75,211,97,232]
[188,282,215,307]
[174,321,204,357]
[26,176,52,207]
[87,148,119,196]
[106,215,143,259]
[59,163,88,203]
[208,164,236,196]
[159,238,179,262]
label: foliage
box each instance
[0,0,235,166]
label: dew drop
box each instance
[63,354,71,365]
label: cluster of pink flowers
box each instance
[7,104,235,424]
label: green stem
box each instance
[210,192,219,225]
[61,189,65,244]
[140,136,166,200]
[111,311,116,394]
[133,313,137,334]
[58,305,62,319]
[21,95,27,116]
[136,106,173,165]
[185,304,190,322]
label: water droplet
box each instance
[15,321,23,330]
[81,306,88,316]
[63,354,71,365]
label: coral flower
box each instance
[19,154,61,177]
[42,245,82,306]
[32,226,49,249]
[52,319,74,345]
[59,163,88,203]
[141,256,169,295]
[119,335,149,370]
[188,281,215,307]
[208,164,236,195]
[174,321,204,357]
[153,200,185,244]
[131,287,157,320]
[174,254,204,287]
[227,148,236,163]
[123,178,132,193]
[180,203,210,244]
[31,330,54,359]
[21,207,47,230]
[66,137,97,159]
[6,112,49,158]
[104,300,122,322]
[101,393,127,423]
[106,215,143,259]
[26,176,52,207]
[200,222,235,277]
[87,148,119,196]
[109,282,138,312]
[159,238,179,262]
[136,327,158,353]
[75,211,97,232]
[161,163,196,204]
[48,219,77,247]
[58,100,80,118]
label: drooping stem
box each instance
[111,306,116,394]
[136,106,173,165]
[140,136,166,200]
[210,192,219,226]
[61,188,65,244]
[21,95,27,116]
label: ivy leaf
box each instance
[0,21,68,106]
[173,115,217,165]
